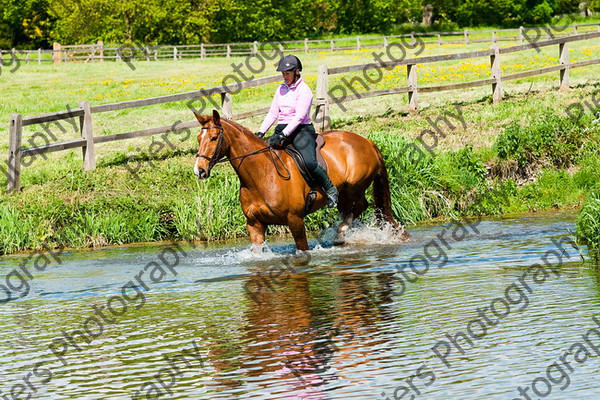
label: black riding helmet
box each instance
[276,55,302,72]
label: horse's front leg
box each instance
[247,219,267,253]
[288,217,309,252]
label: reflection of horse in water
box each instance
[232,260,398,394]
[193,110,408,251]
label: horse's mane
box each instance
[221,118,264,143]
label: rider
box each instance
[256,55,339,208]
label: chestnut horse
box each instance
[193,110,406,251]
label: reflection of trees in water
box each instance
[209,262,400,396]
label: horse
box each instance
[193,110,407,252]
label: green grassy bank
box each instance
[577,187,600,259]
[0,99,598,255]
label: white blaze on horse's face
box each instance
[194,124,221,179]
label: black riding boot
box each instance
[311,165,338,208]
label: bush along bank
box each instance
[0,110,599,256]
[577,187,600,260]
[371,110,599,223]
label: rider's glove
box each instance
[267,132,289,147]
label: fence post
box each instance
[227,45,231,58]
[253,41,258,55]
[573,24,578,35]
[410,31,416,46]
[145,46,150,61]
[154,48,158,61]
[201,43,205,59]
[314,65,330,132]
[383,36,388,49]
[559,42,569,89]
[437,33,442,45]
[356,36,361,50]
[53,42,61,64]
[38,48,41,64]
[519,26,524,43]
[492,30,497,43]
[406,64,418,113]
[7,113,23,193]
[78,101,96,170]
[330,40,334,52]
[490,44,502,105]
[464,29,469,44]
[304,38,309,53]
[98,40,104,62]
[220,93,233,119]
[173,47,177,60]
[25,52,30,65]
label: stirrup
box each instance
[325,187,338,208]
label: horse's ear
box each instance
[212,109,221,125]
[194,113,209,125]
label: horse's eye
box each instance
[210,136,218,142]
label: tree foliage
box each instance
[1,0,598,48]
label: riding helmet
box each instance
[276,55,302,72]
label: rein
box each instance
[195,125,291,180]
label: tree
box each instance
[2,0,55,48]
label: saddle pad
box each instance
[284,134,328,189]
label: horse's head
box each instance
[194,110,228,179]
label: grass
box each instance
[1,33,599,255]
[577,186,600,259]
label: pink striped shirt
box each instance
[259,78,313,136]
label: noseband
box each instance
[195,125,225,170]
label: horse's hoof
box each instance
[250,243,267,254]
[333,236,346,246]
[397,229,410,241]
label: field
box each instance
[1,31,599,255]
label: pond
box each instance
[0,210,598,399]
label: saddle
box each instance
[284,134,328,215]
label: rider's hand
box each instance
[268,132,288,147]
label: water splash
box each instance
[343,219,409,246]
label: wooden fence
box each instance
[313,30,600,131]
[6,31,600,193]
[52,41,104,64]
[3,23,600,64]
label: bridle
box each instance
[195,126,225,170]
[195,124,291,179]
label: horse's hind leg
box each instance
[334,212,353,246]
[247,219,267,253]
[353,193,369,219]
[334,192,368,245]
[333,192,353,245]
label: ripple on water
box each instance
[1,212,599,399]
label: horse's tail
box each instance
[372,144,401,229]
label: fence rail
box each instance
[3,23,600,65]
[6,31,600,193]
[312,30,600,127]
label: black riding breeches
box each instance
[275,124,319,173]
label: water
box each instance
[1,210,599,400]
